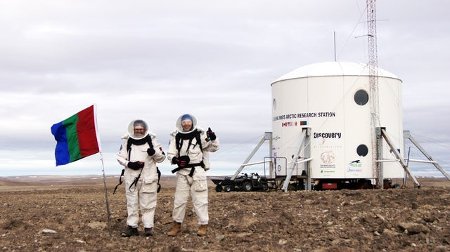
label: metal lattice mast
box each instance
[367,0,382,187]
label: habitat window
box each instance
[354,90,369,105]
[357,144,368,157]
[272,98,277,111]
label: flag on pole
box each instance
[51,105,100,166]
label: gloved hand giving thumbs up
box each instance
[207,127,216,141]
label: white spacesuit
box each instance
[117,119,165,237]
[166,114,219,236]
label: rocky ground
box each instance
[0,176,449,251]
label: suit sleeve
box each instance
[150,136,166,163]
[116,140,129,167]
[167,135,178,164]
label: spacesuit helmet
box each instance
[176,113,197,134]
[127,119,149,140]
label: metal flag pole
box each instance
[100,152,112,236]
[91,104,112,236]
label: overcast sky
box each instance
[1,0,449,177]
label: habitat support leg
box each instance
[376,127,383,189]
[282,128,311,192]
[404,130,450,181]
[231,132,272,181]
[381,129,420,188]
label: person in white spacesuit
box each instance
[117,119,165,237]
[166,114,219,237]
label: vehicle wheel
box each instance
[224,185,232,192]
[262,183,269,191]
[295,182,304,191]
[215,184,223,192]
[243,181,252,192]
[393,183,401,189]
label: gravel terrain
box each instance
[0,176,449,251]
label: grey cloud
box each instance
[1,0,450,176]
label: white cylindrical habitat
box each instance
[271,62,404,180]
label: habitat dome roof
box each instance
[272,61,401,84]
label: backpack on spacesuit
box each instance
[171,129,211,176]
[174,129,203,155]
[113,135,162,194]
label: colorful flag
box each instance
[51,105,100,166]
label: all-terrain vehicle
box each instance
[212,173,269,192]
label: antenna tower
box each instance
[367,0,382,187]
